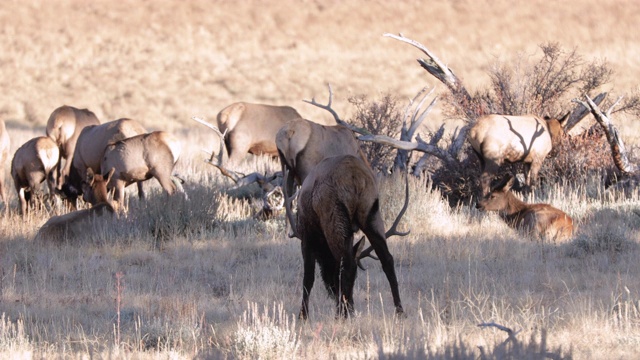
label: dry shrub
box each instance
[349,93,403,172]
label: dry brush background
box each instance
[2,0,640,359]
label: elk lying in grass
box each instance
[0,120,10,206]
[93,131,183,207]
[291,155,409,319]
[61,118,146,206]
[476,176,574,242]
[46,105,100,188]
[11,136,60,215]
[36,168,115,243]
[468,113,568,196]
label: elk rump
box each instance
[46,105,100,188]
[296,155,403,319]
[11,136,60,215]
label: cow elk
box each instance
[276,117,368,230]
[61,118,146,206]
[193,102,307,166]
[94,131,182,208]
[46,105,100,188]
[476,175,574,242]
[0,120,10,206]
[11,136,60,215]
[468,113,568,196]
[36,168,115,243]
[291,155,409,319]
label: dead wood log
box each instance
[573,95,638,175]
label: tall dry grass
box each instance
[1,0,640,358]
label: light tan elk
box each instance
[94,131,182,207]
[476,175,574,242]
[468,113,568,196]
[36,168,115,243]
[194,102,304,166]
[291,155,409,319]
[0,120,10,206]
[11,136,60,215]
[276,117,366,208]
[61,118,146,206]
[46,105,100,187]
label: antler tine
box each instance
[355,235,378,270]
[303,84,372,136]
[192,116,228,166]
[385,172,411,238]
[283,166,300,239]
[358,172,411,267]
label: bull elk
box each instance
[36,168,115,243]
[0,120,10,206]
[11,136,60,215]
[61,118,146,206]
[291,155,409,319]
[476,175,574,242]
[93,131,182,207]
[468,113,568,196]
[46,105,100,188]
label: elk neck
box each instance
[497,191,529,222]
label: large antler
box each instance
[303,84,372,136]
[283,166,300,238]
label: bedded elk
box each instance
[91,131,182,207]
[46,105,100,188]
[61,118,146,206]
[0,120,10,205]
[468,113,568,196]
[11,136,60,215]
[36,168,115,243]
[476,175,574,242]
[291,155,409,319]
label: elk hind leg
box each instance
[299,240,317,320]
[361,205,404,315]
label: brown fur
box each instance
[11,136,59,215]
[0,120,10,205]
[476,176,574,242]
[296,155,403,319]
[98,131,182,206]
[214,102,303,164]
[62,118,147,205]
[46,105,100,188]
[468,113,568,196]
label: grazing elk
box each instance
[202,102,304,165]
[36,168,115,243]
[0,120,10,206]
[476,176,574,242]
[61,118,146,206]
[292,155,408,319]
[93,131,182,207]
[468,113,568,196]
[11,136,60,215]
[46,105,100,188]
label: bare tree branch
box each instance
[573,95,638,175]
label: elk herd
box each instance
[0,97,576,319]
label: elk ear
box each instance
[86,168,95,185]
[105,167,116,184]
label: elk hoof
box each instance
[394,307,406,319]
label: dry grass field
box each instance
[2,0,640,359]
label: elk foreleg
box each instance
[480,160,500,197]
[136,181,145,199]
[299,241,317,320]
